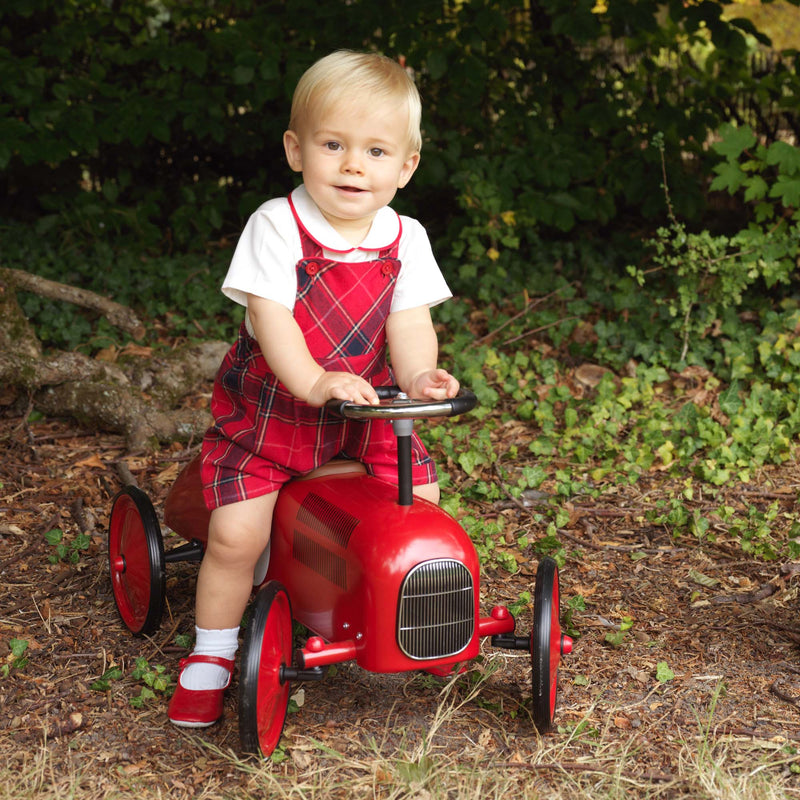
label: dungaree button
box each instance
[381,263,393,276]
[305,261,319,275]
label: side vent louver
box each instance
[292,531,347,589]
[297,492,359,548]
[292,493,359,589]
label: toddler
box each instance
[168,49,459,727]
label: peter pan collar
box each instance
[289,184,402,254]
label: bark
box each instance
[2,267,146,339]
[0,267,229,450]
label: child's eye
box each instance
[325,142,342,151]
[369,147,385,157]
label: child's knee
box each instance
[412,481,440,504]
[207,493,277,559]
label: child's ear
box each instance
[397,152,420,188]
[283,130,303,172]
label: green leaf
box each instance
[44,528,63,546]
[712,123,756,161]
[769,175,800,208]
[9,639,29,658]
[91,667,123,691]
[426,49,448,81]
[710,161,746,195]
[232,65,254,85]
[743,175,769,203]
[766,141,800,176]
[717,382,742,416]
[656,661,675,683]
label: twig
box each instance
[69,496,96,534]
[470,284,576,347]
[52,652,100,660]
[710,582,778,604]
[570,506,640,517]
[144,615,185,663]
[768,681,800,710]
[115,461,138,488]
[503,316,581,347]
[501,761,674,782]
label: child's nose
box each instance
[342,153,365,174]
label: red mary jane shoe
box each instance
[168,654,235,728]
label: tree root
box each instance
[1,267,229,450]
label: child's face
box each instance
[283,99,420,243]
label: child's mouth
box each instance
[336,185,364,193]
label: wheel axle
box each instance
[491,633,531,650]
[279,665,325,683]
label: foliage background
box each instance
[3,0,797,252]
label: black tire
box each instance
[531,557,561,733]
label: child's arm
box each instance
[386,306,459,399]
[247,294,379,406]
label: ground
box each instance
[2,398,800,799]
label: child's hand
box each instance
[407,369,460,401]
[307,371,380,407]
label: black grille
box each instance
[397,559,474,660]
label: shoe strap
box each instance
[179,654,235,672]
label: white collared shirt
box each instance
[222,185,452,324]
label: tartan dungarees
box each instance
[200,199,437,510]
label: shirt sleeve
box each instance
[391,217,452,312]
[221,199,299,311]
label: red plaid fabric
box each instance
[201,205,436,509]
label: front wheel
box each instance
[530,557,570,732]
[239,581,294,757]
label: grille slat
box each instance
[397,559,474,660]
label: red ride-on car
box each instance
[108,387,572,757]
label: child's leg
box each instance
[196,491,279,627]
[180,491,279,692]
[301,459,367,480]
[307,460,437,501]
[412,481,440,504]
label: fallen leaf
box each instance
[154,462,180,483]
[74,454,106,470]
[688,569,720,588]
[291,687,306,708]
[575,363,613,389]
[291,749,313,769]
[624,665,649,684]
[94,345,119,363]
[121,343,153,358]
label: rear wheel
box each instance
[239,581,293,757]
[108,486,166,635]
[531,557,563,732]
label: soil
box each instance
[2,397,800,798]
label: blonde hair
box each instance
[289,50,422,153]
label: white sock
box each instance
[179,626,239,691]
